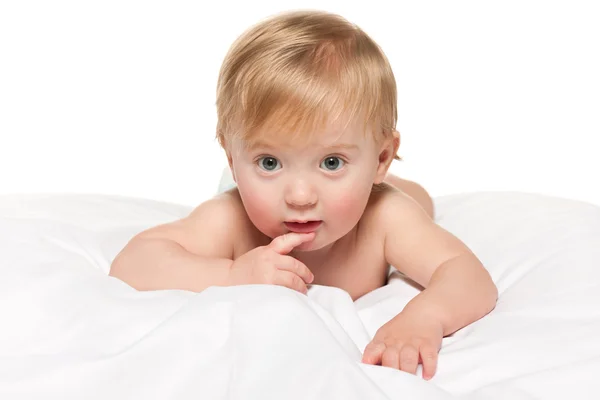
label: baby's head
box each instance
[215,10,400,251]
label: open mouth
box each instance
[284,220,322,233]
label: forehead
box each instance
[241,119,374,151]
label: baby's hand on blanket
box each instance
[362,311,443,380]
[228,232,315,294]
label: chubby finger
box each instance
[277,255,314,284]
[399,344,419,375]
[274,270,308,294]
[381,347,401,370]
[362,341,385,365]
[269,232,315,255]
[419,344,439,380]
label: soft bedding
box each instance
[1,190,599,399]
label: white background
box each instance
[1,1,599,207]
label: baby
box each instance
[109,10,497,380]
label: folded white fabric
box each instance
[1,190,599,399]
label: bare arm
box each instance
[380,191,498,336]
[109,195,239,292]
[362,190,498,377]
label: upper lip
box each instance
[285,219,320,223]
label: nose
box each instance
[284,178,317,208]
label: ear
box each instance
[374,130,400,184]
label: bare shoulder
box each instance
[361,183,431,232]
[364,184,474,288]
[135,188,252,259]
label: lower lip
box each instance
[284,221,322,233]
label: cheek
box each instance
[326,184,371,224]
[236,177,280,238]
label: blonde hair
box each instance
[215,10,399,159]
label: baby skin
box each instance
[109,124,497,380]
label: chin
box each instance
[293,242,314,252]
[294,237,332,253]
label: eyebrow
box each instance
[325,143,359,151]
[247,141,359,151]
[247,141,276,150]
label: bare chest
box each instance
[307,240,388,301]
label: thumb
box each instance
[269,232,315,254]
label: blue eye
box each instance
[258,156,281,171]
[320,156,344,171]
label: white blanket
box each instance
[1,191,600,399]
